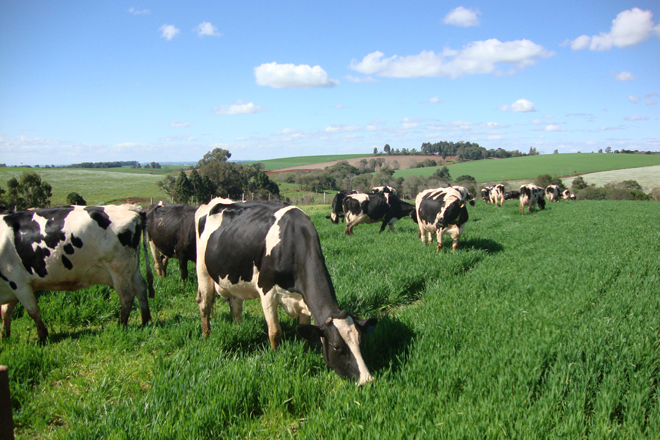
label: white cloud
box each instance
[500,98,536,112]
[428,97,441,103]
[545,124,564,132]
[159,24,180,41]
[646,93,658,105]
[349,39,553,79]
[236,137,247,141]
[443,6,481,27]
[568,8,660,51]
[480,122,499,129]
[334,104,345,110]
[488,135,502,140]
[627,95,640,103]
[344,75,377,83]
[195,22,221,37]
[624,116,649,121]
[128,7,149,15]
[613,71,636,81]
[213,100,264,115]
[325,124,360,133]
[255,62,338,88]
[169,121,192,127]
[402,122,418,129]
[531,119,544,125]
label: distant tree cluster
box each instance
[157,148,280,204]
[68,161,140,169]
[0,171,52,210]
[143,162,161,169]
[571,177,654,201]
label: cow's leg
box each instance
[196,270,216,337]
[11,288,48,342]
[1,300,18,339]
[260,290,282,350]
[344,220,357,236]
[178,258,189,291]
[149,240,166,277]
[436,228,444,253]
[131,268,152,325]
[228,296,243,322]
[448,226,462,253]
[418,224,427,244]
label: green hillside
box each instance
[248,154,370,170]
[393,153,660,182]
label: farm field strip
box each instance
[2,200,659,438]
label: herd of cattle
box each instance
[0,181,574,385]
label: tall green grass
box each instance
[1,200,659,438]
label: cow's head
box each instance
[435,198,465,228]
[538,198,546,210]
[297,311,377,385]
[325,212,341,224]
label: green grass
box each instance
[2,200,659,438]
[392,153,660,182]
[247,154,371,171]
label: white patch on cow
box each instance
[334,316,374,385]
[265,205,297,257]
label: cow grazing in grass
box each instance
[562,189,576,200]
[326,190,357,224]
[342,192,415,235]
[519,184,546,214]
[195,198,378,385]
[146,202,197,286]
[504,191,520,200]
[415,187,469,253]
[489,184,505,207]
[0,205,154,342]
[371,186,397,194]
[546,185,561,202]
[481,187,492,203]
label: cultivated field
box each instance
[560,165,660,192]
[2,200,659,438]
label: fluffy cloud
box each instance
[325,124,361,133]
[349,39,553,79]
[428,97,441,103]
[213,101,264,115]
[255,62,338,88]
[443,6,481,27]
[128,7,149,15]
[499,98,536,112]
[344,75,377,83]
[627,95,640,103]
[568,8,660,51]
[624,116,649,121]
[613,71,636,81]
[545,124,565,132]
[195,22,221,37]
[169,121,192,127]
[159,24,180,41]
[647,93,658,105]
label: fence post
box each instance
[0,365,14,440]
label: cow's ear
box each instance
[355,318,377,334]
[296,324,324,341]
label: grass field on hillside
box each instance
[392,153,660,182]
[2,200,659,439]
[247,154,370,170]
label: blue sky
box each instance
[1,1,659,166]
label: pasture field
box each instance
[392,153,660,182]
[247,154,371,171]
[1,199,659,439]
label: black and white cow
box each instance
[481,186,492,203]
[342,192,416,235]
[146,202,197,285]
[195,198,377,385]
[504,190,520,200]
[371,186,397,194]
[415,188,469,252]
[326,190,358,224]
[452,186,476,206]
[546,184,561,202]
[0,205,154,342]
[519,184,546,214]
[562,189,576,200]
[489,184,505,207]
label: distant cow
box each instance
[342,192,415,235]
[195,198,377,385]
[146,202,197,285]
[326,190,358,224]
[489,184,505,207]
[562,189,576,200]
[371,186,397,194]
[415,187,469,252]
[481,187,492,203]
[0,205,154,342]
[504,191,520,200]
[519,184,546,214]
[546,185,561,202]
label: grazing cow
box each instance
[146,202,197,285]
[342,192,415,235]
[504,191,520,200]
[415,187,469,253]
[519,184,546,214]
[0,205,154,342]
[489,184,505,207]
[546,184,561,202]
[371,186,397,194]
[481,187,492,203]
[326,190,358,224]
[195,198,378,385]
[562,189,576,200]
[453,186,476,206]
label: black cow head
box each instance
[538,198,546,210]
[435,199,465,228]
[297,311,377,384]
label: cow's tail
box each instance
[140,210,155,298]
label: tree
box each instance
[553,149,559,154]
[66,192,86,205]
[433,166,452,182]
[598,148,603,153]
[528,146,539,156]
[571,176,588,191]
[3,171,52,210]
[174,171,194,204]
[373,147,378,155]
[605,146,612,153]
[157,175,177,202]
[384,144,391,155]
[534,174,565,190]
[197,147,231,168]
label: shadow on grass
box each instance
[362,315,415,375]
[461,237,504,254]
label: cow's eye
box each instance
[332,344,341,352]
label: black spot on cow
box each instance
[197,215,207,238]
[0,269,18,290]
[3,211,52,277]
[70,233,83,248]
[62,255,73,270]
[118,229,133,248]
[63,243,75,255]
[85,206,112,230]
[41,207,73,249]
